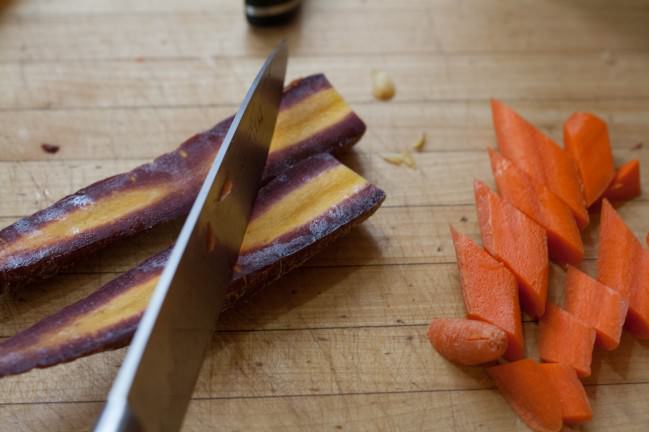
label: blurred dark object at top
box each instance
[245,0,302,26]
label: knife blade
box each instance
[94,41,288,432]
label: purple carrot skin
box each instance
[0,154,386,377]
[427,318,508,366]
[0,74,366,290]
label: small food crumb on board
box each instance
[381,151,416,169]
[40,143,60,154]
[371,70,395,101]
[412,133,426,151]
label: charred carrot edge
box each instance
[0,74,366,290]
[0,154,385,377]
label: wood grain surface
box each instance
[1,0,648,430]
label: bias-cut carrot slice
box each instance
[539,363,592,425]
[597,200,649,339]
[597,199,641,299]
[564,265,629,350]
[563,112,615,207]
[0,74,367,290]
[488,148,583,266]
[538,304,596,377]
[626,249,649,339]
[450,227,524,360]
[0,154,386,377]
[491,100,588,228]
[603,159,641,202]
[487,359,562,432]
[474,180,548,318]
[427,318,508,366]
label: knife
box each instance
[94,41,288,432]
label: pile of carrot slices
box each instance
[427,101,645,431]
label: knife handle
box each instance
[245,0,302,26]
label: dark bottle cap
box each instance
[245,0,302,26]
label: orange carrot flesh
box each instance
[563,112,615,207]
[427,318,508,366]
[491,100,588,228]
[488,148,584,266]
[539,363,592,425]
[597,199,641,299]
[538,304,596,377]
[603,159,641,202]
[564,265,629,351]
[450,227,524,360]
[626,249,649,339]
[474,180,549,318]
[487,359,563,432]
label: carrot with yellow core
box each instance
[538,304,596,377]
[491,100,588,228]
[564,265,628,350]
[474,180,548,318]
[450,227,524,360]
[0,154,385,377]
[487,359,563,432]
[539,363,592,425]
[563,112,615,206]
[427,318,508,366]
[488,148,583,266]
[0,74,367,290]
[603,159,641,203]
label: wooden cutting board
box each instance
[1,0,649,430]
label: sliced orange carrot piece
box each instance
[563,112,615,207]
[538,304,596,377]
[488,148,583,266]
[491,100,588,228]
[564,265,629,351]
[487,359,562,432]
[626,249,649,339]
[539,363,592,425]
[427,318,508,366]
[597,199,641,299]
[450,227,524,360]
[474,180,549,318]
[603,159,641,202]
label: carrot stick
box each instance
[564,265,629,351]
[538,304,596,377]
[474,180,548,318]
[626,249,649,339]
[488,148,583,266]
[427,318,508,366]
[491,100,588,228]
[487,359,563,432]
[539,363,592,425]
[563,112,615,207]
[603,159,641,202]
[597,199,641,299]
[450,227,524,360]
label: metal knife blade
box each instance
[94,41,288,432]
